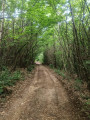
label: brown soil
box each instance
[0,65,88,120]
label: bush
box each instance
[27,65,35,72]
[49,64,54,69]
[0,68,21,94]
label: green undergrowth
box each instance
[49,65,66,79]
[0,67,22,95]
[54,69,66,79]
[80,90,90,119]
[49,65,83,90]
[54,68,83,91]
[74,79,83,91]
[82,99,90,119]
[27,65,35,72]
[49,64,54,69]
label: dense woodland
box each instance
[0,0,90,91]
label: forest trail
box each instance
[0,65,84,120]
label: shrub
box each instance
[27,65,35,72]
[49,64,54,69]
[0,68,21,94]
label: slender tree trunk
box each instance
[12,19,15,41]
[69,0,89,82]
[0,0,5,42]
[2,0,5,41]
[53,34,57,67]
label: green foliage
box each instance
[82,99,90,119]
[0,0,89,93]
[55,69,66,79]
[85,60,90,71]
[0,68,21,94]
[74,79,82,91]
[49,64,54,69]
[27,65,35,72]
[0,87,3,94]
[10,71,21,81]
[43,0,89,86]
[35,53,44,63]
[86,60,90,65]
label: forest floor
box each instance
[0,65,89,120]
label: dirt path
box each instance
[0,65,86,120]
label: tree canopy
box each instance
[0,0,90,88]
